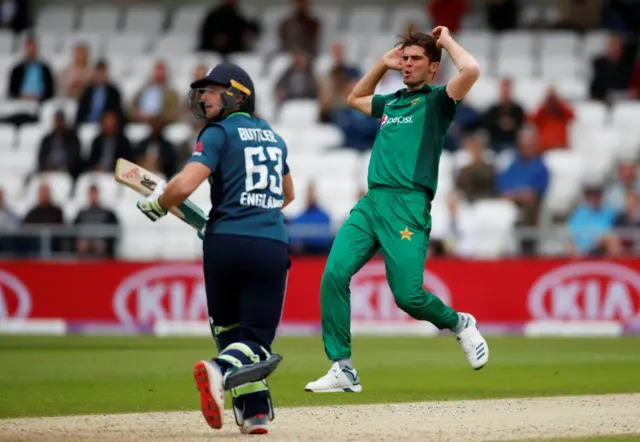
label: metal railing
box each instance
[2,223,640,260]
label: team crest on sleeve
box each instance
[192,141,203,156]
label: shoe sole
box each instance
[305,385,362,393]
[193,361,224,430]
[242,425,269,434]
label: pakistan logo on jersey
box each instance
[380,114,413,129]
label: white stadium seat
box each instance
[611,102,640,129]
[496,55,534,78]
[539,55,584,81]
[455,31,494,61]
[573,101,608,126]
[1,170,26,201]
[582,30,609,59]
[35,5,77,32]
[543,150,584,216]
[278,100,319,125]
[25,173,74,208]
[17,124,44,157]
[540,31,579,56]
[78,123,100,159]
[389,6,430,34]
[513,78,549,112]
[297,124,344,152]
[60,33,104,60]
[152,34,198,57]
[346,6,386,33]
[556,77,589,101]
[227,53,264,80]
[73,172,122,208]
[464,76,499,111]
[164,123,193,147]
[79,6,121,33]
[496,31,535,58]
[459,199,519,258]
[105,33,152,57]
[124,123,152,144]
[0,30,14,54]
[123,6,166,34]
[170,5,207,33]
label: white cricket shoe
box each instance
[193,360,225,429]
[305,362,362,393]
[455,313,489,370]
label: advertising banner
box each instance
[1,259,639,329]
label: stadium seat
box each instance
[123,6,166,34]
[74,172,122,207]
[105,33,152,57]
[0,124,16,150]
[496,31,535,59]
[465,199,519,258]
[312,5,342,33]
[189,181,212,214]
[0,100,39,120]
[260,5,289,31]
[1,169,26,201]
[464,76,499,111]
[266,53,292,84]
[437,150,455,197]
[573,101,608,126]
[25,172,74,208]
[0,30,14,54]
[388,6,429,34]
[555,77,589,101]
[79,5,121,33]
[152,34,198,59]
[315,176,359,229]
[17,124,44,157]
[124,123,152,144]
[271,125,301,150]
[577,128,622,182]
[39,98,78,131]
[539,31,579,56]
[611,101,640,129]
[78,123,100,159]
[35,5,77,32]
[169,5,207,33]
[513,78,549,112]
[227,53,265,80]
[496,55,534,78]
[296,124,344,152]
[539,55,584,81]
[59,33,104,60]
[164,123,193,147]
[582,30,609,59]
[543,149,585,216]
[346,6,386,33]
[455,31,495,62]
[278,100,319,125]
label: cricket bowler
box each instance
[305,27,488,393]
[136,63,294,433]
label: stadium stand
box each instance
[0,1,639,261]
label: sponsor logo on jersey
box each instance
[380,114,413,128]
[192,141,203,157]
[527,262,640,321]
[237,128,278,143]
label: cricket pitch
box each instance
[2,394,639,442]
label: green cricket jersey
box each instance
[369,84,460,200]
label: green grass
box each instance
[1,336,639,418]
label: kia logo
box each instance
[113,265,207,326]
[349,261,452,320]
[0,269,31,319]
[528,262,640,321]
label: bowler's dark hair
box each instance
[397,31,442,63]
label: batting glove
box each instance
[137,184,168,222]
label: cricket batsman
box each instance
[136,63,295,434]
[305,27,488,393]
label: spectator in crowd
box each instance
[134,117,178,179]
[57,43,92,99]
[275,49,318,105]
[278,0,321,56]
[528,87,575,152]
[0,0,31,33]
[0,187,20,255]
[454,134,497,203]
[486,0,519,32]
[483,77,525,152]
[589,34,633,102]
[628,60,640,98]
[75,60,124,125]
[444,101,482,152]
[566,184,617,257]
[610,190,640,255]
[36,110,83,180]
[8,35,54,102]
[128,60,180,125]
[73,184,120,258]
[287,183,333,255]
[177,119,207,170]
[327,42,361,81]
[426,0,468,34]
[603,159,640,214]
[21,183,66,255]
[318,51,358,122]
[198,0,260,56]
[84,110,133,172]
[497,126,549,253]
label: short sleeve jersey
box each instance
[368,84,461,199]
[187,112,290,244]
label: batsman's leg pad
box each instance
[231,379,275,425]
[213,341,283,389]
[210,322,241,351]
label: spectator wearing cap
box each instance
[566,184,618,257]
[37,110,83,180]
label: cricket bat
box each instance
[114,158,207,233]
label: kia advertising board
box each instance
[0,259,639,331]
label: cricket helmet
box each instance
[188,62,255,121]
